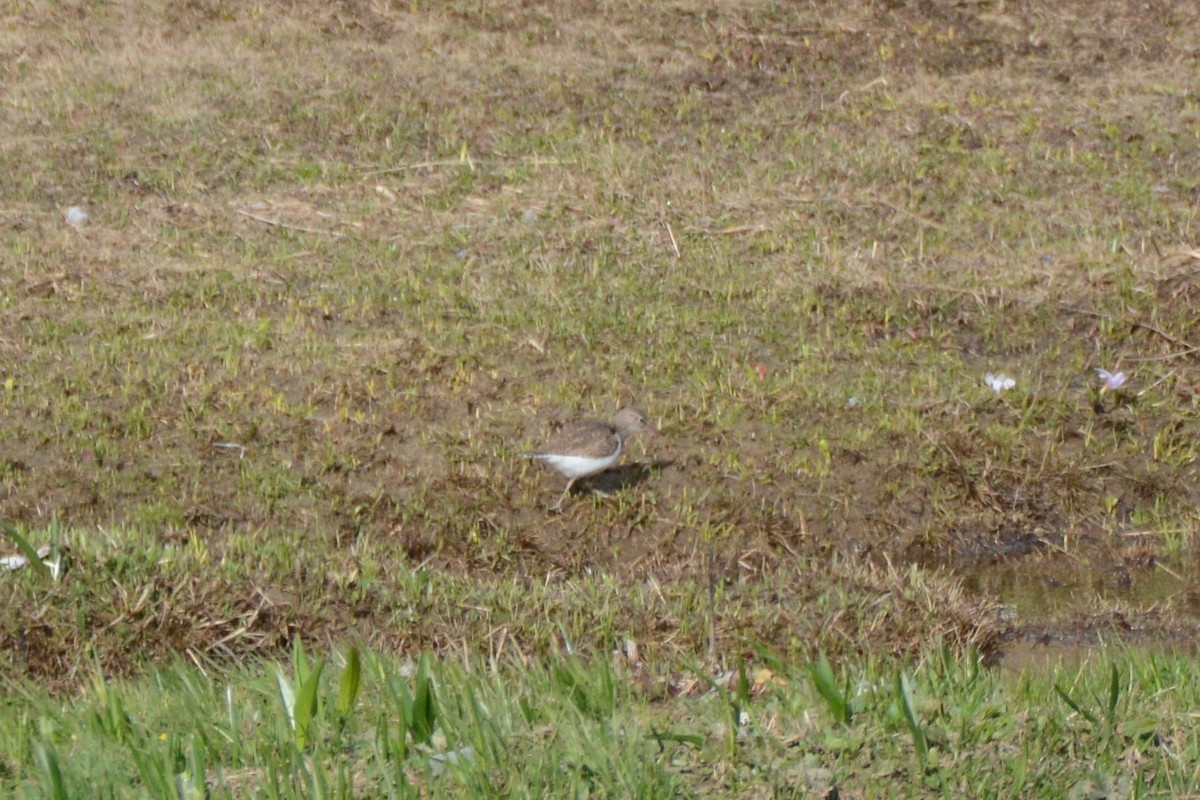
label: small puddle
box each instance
[951,550,1197,669]
[958,555,1187,621]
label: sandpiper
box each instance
[525,407,649,511]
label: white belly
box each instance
[536,449,620,480]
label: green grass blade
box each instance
[553,656,617,720]
[896,671,929,762]
[734,658,751,707]
[807,651,851,725]
[681,661,721,693]
[294,658,325,751]
[33,741,68,800]
[410,655,437,746]
[742,638,788,674]
[127,733,172,797]
[1,520,51,580]
[1105,662,1120,731]
[337,647,362,720]
[380,708,408,762]
[276,667,297,730]
[293,638,310,686]
[1054,683,1099,725]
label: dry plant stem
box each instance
[706,549,717,667]
[362,157,574,176]
[236,209,343,237]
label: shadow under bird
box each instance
[525,407,650,512]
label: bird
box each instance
[525,407,649,511]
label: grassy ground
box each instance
[3,0,1200,792]
[5,643,1200,798]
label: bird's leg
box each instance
[548,478,576,512]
